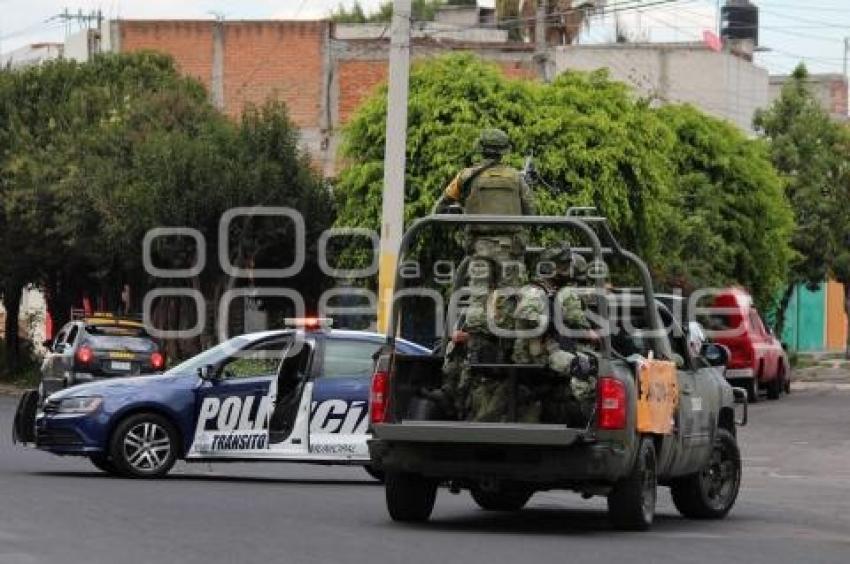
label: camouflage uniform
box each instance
[508,246,598,424]
[434,129,536,421]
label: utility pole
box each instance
[844,37,849,82]
[376,0,412,334]
[534,0,550,82]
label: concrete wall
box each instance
[768,74,848,122]
[1,43,63,69]
[0,287,48,351]
[555,43,769,132]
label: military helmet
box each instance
[540,243,586,279]
[476,128,511,156]
[540,243,572,267]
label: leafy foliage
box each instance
[754,64,850,350]
[335,53,793,308]
[0,53,334,373]
[330,0,446,23]
[659,104,793,306]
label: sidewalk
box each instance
[793,355,850,391]
[0,383,23,397]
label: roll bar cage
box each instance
[386,207,672,360]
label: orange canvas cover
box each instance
[636,360,679,434]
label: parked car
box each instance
[14,320,428,479]
[704,288,791,402]
[39,313,164,399]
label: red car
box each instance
[706,288,791,402]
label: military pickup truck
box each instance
[368,211,746,531]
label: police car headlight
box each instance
[56,396,103,414]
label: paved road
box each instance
[1,389,849,564]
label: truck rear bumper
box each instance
[369,434,630,485]
[374,421,584,446]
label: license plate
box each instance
[111,361,131,371]
[725,368,753,379]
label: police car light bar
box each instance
[284,317,333,330]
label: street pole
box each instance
[844,37,849,83]
[844,37,849,118]
[376,0,412,334]
[534,0,550,82]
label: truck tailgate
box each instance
[374,421,585,446]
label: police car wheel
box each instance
[607,437,657,531]
[470,487,532,511]
[109,413,178,479]
[385,472,437,522]
[670,429,741,519]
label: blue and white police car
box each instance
[12,319,428,478]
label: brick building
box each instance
[96,18,535,177]
[49,11,772,174]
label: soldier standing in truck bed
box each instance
[433,128,537,421]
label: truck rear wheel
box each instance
[470,487,532,511]
[670,429,741,519]
[364,465,385,482]
[607,437,657,531]
[385,472,437,522]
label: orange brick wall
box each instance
[338,59,535,124]
[499,61,537,80]
[339,60,388,123]
[222,21,325,127]
[120,21,215,90]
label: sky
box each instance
[1,1,849,76]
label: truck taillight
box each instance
[370,370,389,424]
[151,352,165,370]
[75,346,93,366]
[597,376,627,430]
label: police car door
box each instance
[265,337,313,457]
[307,337,381,460]
[189,336,288,458]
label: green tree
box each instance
[0,54,200,371]
[335,53,792,309]
[0,53,334,374]
[659,104,793,307]
[755,64,850,355]
[331,0,446,23]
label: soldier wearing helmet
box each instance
[434,129,536,422]
[501,243,598,425]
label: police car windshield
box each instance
[166,336,255,375]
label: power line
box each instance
[420,0,695,41]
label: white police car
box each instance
[13,319,428,478]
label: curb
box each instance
[791,382,850,392]
[0,386,25,398]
